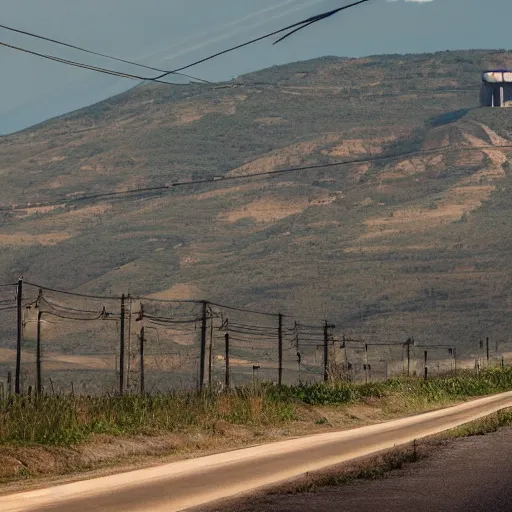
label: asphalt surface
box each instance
[1,392,511,512]
[217,427,512,512]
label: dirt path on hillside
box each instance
[215,428,512,512]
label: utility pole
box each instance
[15,277,23,395]
[208,314,214,389]
[407,341,411,377]
[323,321,335,382]
[119,294,125,396]
[365,343,369,384]
[139,327,145,395]
[36,311,42,396]
[295,322,302,384]
[199,301,208,391]
[126,295,132,389]
[225,333,230,389]
[278,313,283,386]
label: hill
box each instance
[1,49,512,364]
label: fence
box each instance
[0,279,508,396]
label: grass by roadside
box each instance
[0,368,511,486]
[3,368,512,446]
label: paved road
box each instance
[218,427,512,512]
[1,392,512,512]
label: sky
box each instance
[0,0,511,134]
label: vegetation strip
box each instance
[0,368,511,484]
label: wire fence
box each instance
[0,279,508,397]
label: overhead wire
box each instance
[19,282,282,318]
[0,0,372,89]
[24,281,124,300]
[5,143,512,213]
[228,328,278,337]
[39,295,114,316]
[158,0,373,76]
[227,322,279,332]
[0,40,198,85]
[0,306,16,312]
[145,316,204,325]
[209,301,283,318]
[272,0,372,45]
[0,22,211,83]
[39,310,106,322]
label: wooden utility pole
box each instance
[15,277,23,395]
[208,315,214,388]
[36,311,42,396]
[126,295,132,389]
[225,333,230,389]
[365,343,369,384]
[119,294,125,396]
[139,327,145,395]
[323,322,335,382]
[278,314,283,386]
[199,302,208,391]
[407,339,411,377]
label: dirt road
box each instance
[1,392,511,512]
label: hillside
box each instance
[2,49,512,364]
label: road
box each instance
[216,426,512,512]
[1,392,512,512]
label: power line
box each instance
[0,23,211,84]
[0,1,370,84]
[273,0,372,45]
[145,315,204,325]
[209,301,284,318]
[39,310,107,322]
[0,305,16,312]
[4,142,512,212]
[0,40,198,85]
[159,0,373,76]
[39,296,114,316]
[23,281,124,300]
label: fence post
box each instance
[486,337,490,366]
[424,350,428,380]
[139,327,145,395]
[36,311,42,396]
[225,333,230,389]
[119,294,125,396]
[199,301,208,391]
[278,313,283,386]
[15,277,23,395]
[7,372,12,397]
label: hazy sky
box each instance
[0,0,510,134]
